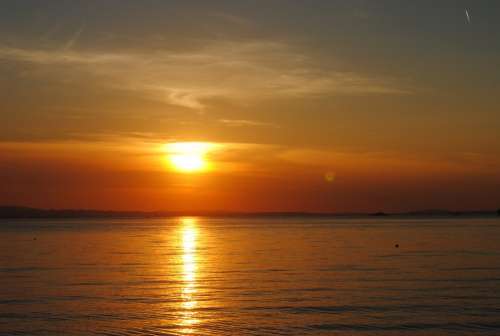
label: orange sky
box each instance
[1,1,500,212]
[1,139,499,212]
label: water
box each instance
[1,217,500,335]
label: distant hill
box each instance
[0,206,336,219]
[0,206,498,219]
[0,206,155,219]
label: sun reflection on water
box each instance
[179,217,199,334]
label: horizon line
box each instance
[0,205,499,219]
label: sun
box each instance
[165,142,214,173]
[170,154,204,172]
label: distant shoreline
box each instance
[0,206,498,219]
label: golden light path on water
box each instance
[179,217,199,334]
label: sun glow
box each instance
[165,142,215,173]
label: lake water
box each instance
[1,217,500,335]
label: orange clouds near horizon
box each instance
[1,139,499,213]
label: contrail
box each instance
[64,24,85,50]
[465,9,471,23]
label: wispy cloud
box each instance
[277,148,500,174]
[218,119,278,128]
[0,46,131,64]
[208,12,255,28]
[0,39,410,110]
[63,24,86,50]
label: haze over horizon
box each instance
[1,0,500,212]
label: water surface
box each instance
[1,217,500,335]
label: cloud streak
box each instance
[218,119,278,128]
[0,46,131,64]
[63,24,86,50]
[0,39,410,110]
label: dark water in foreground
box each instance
[1,217,500,335]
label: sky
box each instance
[1,0,500,212]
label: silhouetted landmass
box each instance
[0,206,154,219]
[406,209,459,216]
[404,209,494,217]
[370,212,389,217]
[0,206,499,219]
[0,206,341,219]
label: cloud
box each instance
[0,46,131,64]
[63,24,86,50]
[0,39,410,110]
[208,12,255,28]
[277,148,500,175]
[218,119,278,128]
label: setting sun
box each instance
[165,142,215,173]
[171,154,205,172]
